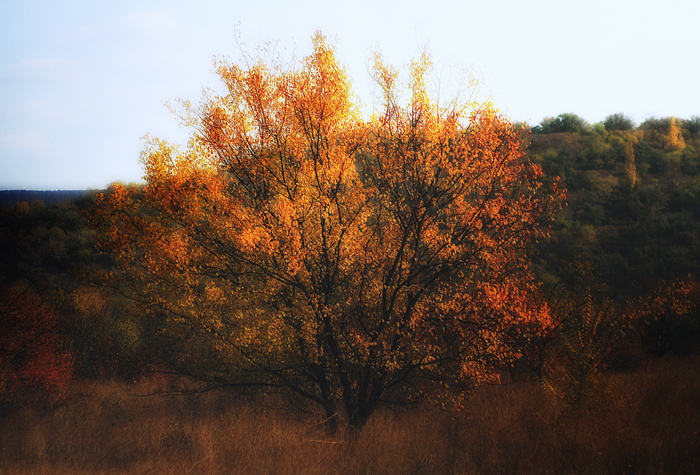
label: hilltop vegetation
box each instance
[528,112,700,300]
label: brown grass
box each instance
[1,357,698,474]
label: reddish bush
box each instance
[0,285,73,408]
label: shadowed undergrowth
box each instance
[1,357,698,475]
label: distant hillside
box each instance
[0,190,92,208]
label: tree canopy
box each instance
[532,113,591,135]
[603,113,635,131]
[91,32,563,428]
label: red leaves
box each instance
[0,286,73,401]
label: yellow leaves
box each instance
[156,231,190,269]
[371,52,399,102]
[408,52,432,124]
[140,137,178,181]
[237,225,272,254]
[140,135,217,192]
[203,281,223,304]
[272,195,305,276]
[663,117,686,151]
[301,32,354,123]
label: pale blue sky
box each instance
[1,0,699,189]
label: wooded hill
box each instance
[524,113,700,299]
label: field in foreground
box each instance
[1,357,699,475]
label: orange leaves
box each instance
[635,280,698,319]
[297,32,356,133]
[91,32,565,426]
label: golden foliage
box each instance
[663,117,686,151]
[91,32,564,427]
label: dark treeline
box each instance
[0,190,92,208]
[1,112,700,415]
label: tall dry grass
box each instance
[1,357,698,474]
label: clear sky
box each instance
[1,0,699,190]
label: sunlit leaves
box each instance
[91,32,563,427]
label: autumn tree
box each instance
[91,33,563,428]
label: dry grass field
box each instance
[1,356,698,474]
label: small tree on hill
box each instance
[603,113,635,131]
[534,113,590,134]
[91,33,563,429]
